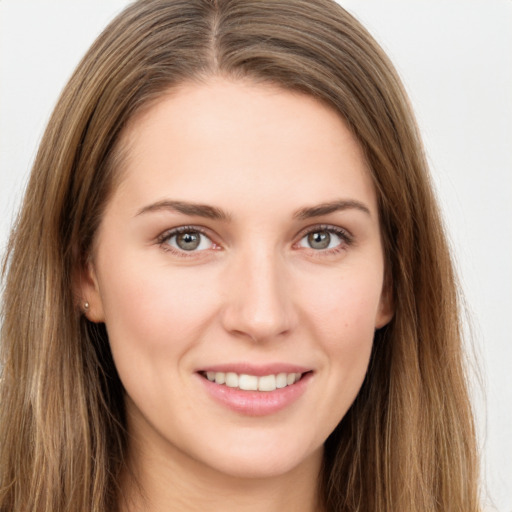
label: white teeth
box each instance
[225,372,238,388]
[258,374,276,391]
[239,374,258,391]
[276,373,288,388]
[204,371,304,391]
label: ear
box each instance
[375,272,394,329]
[74,258,105,323]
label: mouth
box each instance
[199,370,308,392]
[196,366,313,416]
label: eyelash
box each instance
[156,224,354,258]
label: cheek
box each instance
[299,267,382,392]
[304,270,383,341]
[97,252,219,359]
[291,269,381,441]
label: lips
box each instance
[197,364,313,416]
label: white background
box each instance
[0,1,511,510]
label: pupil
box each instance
[308,231,330,249]
[177,232,200,250]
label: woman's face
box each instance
[82,78,392,480]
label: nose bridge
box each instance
[221,244,295,342]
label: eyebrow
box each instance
[135,200,231,221]
[135,198,371,221]
[293,199,371,220]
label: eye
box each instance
[161,228,215,252]
[298,227,351,251]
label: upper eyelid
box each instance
[158,225,213,241]
[296,223,353,240]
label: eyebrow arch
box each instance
[135,200,231,221]
[293,199,371,220]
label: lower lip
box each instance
[198,372,313,416]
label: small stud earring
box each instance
[84,301,90,310]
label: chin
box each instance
[195,436,324,481]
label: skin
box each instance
[80,77,393,512]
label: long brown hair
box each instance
[0,1,480,510]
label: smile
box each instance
[202,371,303,391]
[197,366,313,416]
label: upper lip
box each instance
[197,363,312,376]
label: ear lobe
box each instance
[74,259,105,323]
[375,277,394,329]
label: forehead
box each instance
[112,77,377,217]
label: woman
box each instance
[0,0,480,511]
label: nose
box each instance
[220,248,297,343]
